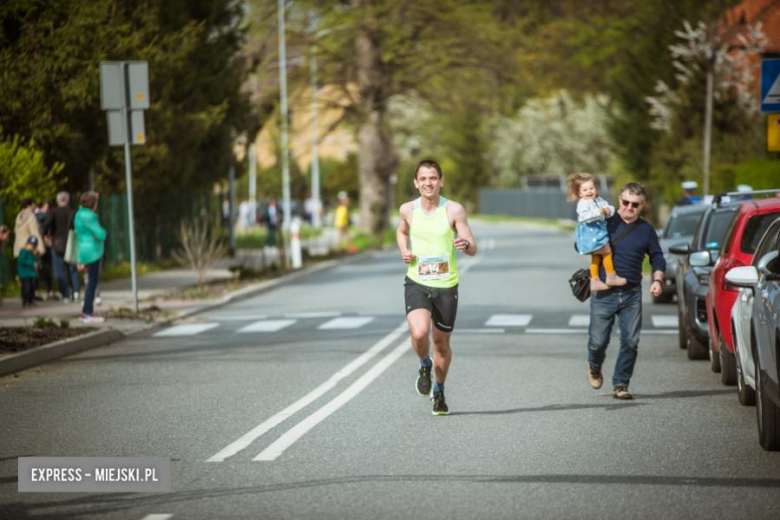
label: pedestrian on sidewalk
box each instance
[263,198,281,247]
[35,200,55,299]
[396,159,477,416]
[18,236,40,307]
[586,182,666,400]
[334,191,351,252]
[44,191,81,302]
[13,199,45,259]
[74,191,107,323]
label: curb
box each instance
[0,329,125,378]
[0,250,374,375]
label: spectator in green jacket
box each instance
[74,191,107,323]
[18,236,39,307]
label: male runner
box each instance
[396,159,477,415]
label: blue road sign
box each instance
[761,59,780,113]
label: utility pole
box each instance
[278,0,292,238]
[703,48,715,197]
[310,39,322,229]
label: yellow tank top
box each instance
[406,197,459,288]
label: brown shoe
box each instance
[588,365,603,389]
[605,273,627,286]
[590,278,609,292]
[612,387,634,400]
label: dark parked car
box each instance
[670,200,740,360]
[655,204,708,304]
[725,216,780,451]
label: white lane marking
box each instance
[457,328,505,334]
[568,315,590,327]
[140,515,173,520]
[255,337,409,461]
[526,328,589,334]
[238,320,297,333]
[207,322,407,462]
[285,311,342,319]
[318,317,375,330]
[154,323,219,337]
[651,316,678,328]
[485,314,532,327]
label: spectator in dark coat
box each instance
[43,191,81,301]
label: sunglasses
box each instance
[621,199,642,209]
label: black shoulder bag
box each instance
[568,218,644,302]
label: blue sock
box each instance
[420,357,432,368]
[433,381,444,393]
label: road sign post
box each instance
[100,61,149,314]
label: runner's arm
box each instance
[451,203,477,256]
[396,203,415,264]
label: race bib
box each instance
[417,255,450,280]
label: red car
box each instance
[706,194,780,385]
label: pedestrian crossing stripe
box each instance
[318,317,375,330]
[485,314,532,327]
[568,315,590,327]
[238,320,296,333]
[154,323,219,337]
[651,316,677,328]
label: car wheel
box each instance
[720,334,737,386]
[686,326,708,360]
[678,306,687,350]
[709,337,721,373]
[755,355,780,451]
[736,347,755,406]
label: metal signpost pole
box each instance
[121,63,140,314]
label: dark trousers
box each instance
[21,277,36,305]
[82,260,101,316]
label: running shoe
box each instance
[416,365,432,397]
[432,390,449,416]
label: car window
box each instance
[752,222,780,265]
[721,213,739,255]
[703,209,737,250]
[664,212,703,238]
[744,213,780,256]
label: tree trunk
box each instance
[354,0,398,235]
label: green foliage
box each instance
[0,132,61,223]
[0,0,251,201]
[710,159,780,194]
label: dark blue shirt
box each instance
[603,214,666,288]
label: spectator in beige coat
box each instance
[13,199,45,258]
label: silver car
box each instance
[726,216,780,451]
[656,204,708,304]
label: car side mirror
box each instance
[670,243,691,255]
[757,250,780,281]
[725,266,759,288]
[689,250,712,267]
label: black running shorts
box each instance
[404,276,459,332]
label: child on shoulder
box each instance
[566,173,627,292]
[18,236,40,307]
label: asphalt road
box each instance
[2,220,779,520]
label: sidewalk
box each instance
[0,268,235,334]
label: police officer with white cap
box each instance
[676,181,702,206]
